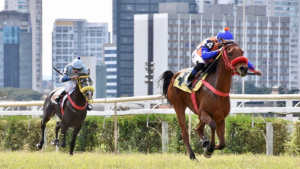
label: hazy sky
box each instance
[0,0,113,79]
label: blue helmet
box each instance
[72,57,84,69]
[217,27,233,41]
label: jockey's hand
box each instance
[218,47,224,53]
[217,43,223,49]
[71,75,79,80]
[255,69,262,76]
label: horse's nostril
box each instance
[239,67,248,72]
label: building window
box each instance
[135,5,149,11]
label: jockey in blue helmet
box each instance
[55,57,93,110]
[186,27,262,89]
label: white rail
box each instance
[0,94,300,107]
[0,94,300,116]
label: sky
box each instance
[0,0,113,80]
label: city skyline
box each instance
[0,0,113,80]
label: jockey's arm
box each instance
[60,76,71,82]
[59,66,71,82]
[201,47,221,61]
[247,60,255,71]
[248,60,262,76]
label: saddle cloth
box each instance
[173,69,208,93]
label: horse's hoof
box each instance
[203,147,213,158]
[36,143,42,150]
[70,152,73,156]
[200,140,209,148]
[190,153,196,160]
[50,139,59,146]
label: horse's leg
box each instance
[36,106,54,149]
[174,105,196,160]
[214,119,226,150]
[195,119,209,147]
[200,110,216,158]
[51,121,61,146]
[70,124,82,155]
[59,122,68,148]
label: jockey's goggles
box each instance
[72,67,83,72]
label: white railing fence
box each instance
[0,94,300,155]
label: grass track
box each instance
[0,152,299,169]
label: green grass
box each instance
[0,152,299,169]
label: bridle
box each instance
[219,42,248,74]
[76,75,95,103]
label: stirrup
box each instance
[185,80,193,90]
[87,104,93,111]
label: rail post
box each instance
[266,122,273,155]
[162,121,168,153]
[114,102,118,154]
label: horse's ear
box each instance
[88,69,90,75]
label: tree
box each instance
[2,87,43,101]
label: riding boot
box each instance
[87,103,93,111]
[185,73,195,89]
[185,63,205,89]
[55,91,67,104]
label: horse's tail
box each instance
[157,70,174,101]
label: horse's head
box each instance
[77,70,94,103]
[219,40,248,77]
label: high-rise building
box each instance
[134,4,292,95]
[103,43,117,98]
[226,0,299,90]
[96,63,107,98]
[0,11,32,89]
[113,0,197,97]
[52,19,109,88]
[4,0,42,91]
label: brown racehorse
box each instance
[158,42,257,159]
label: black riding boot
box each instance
[185,73,195,89]
[185,63,205,89]
[55,91,67,104]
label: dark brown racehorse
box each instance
[158,42,252,159]
[36,71,94,155]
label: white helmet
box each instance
[72,57,83,69]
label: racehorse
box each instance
[157,41,253,159]
[36,71,94,155]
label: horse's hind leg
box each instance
[214,119,226,150]
[59,122,68,148]
[200,110,217,158]
[174,105,196,160]
[70,124,82,155]
[51,121,61,146]
[36,107,55,150]
[195,119,209,147]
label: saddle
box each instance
[173,69,208,93]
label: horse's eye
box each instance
[228,53,232,57]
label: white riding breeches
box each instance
[64,80,77,93]
[192,50,204,65]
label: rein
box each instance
[77,75,95,104]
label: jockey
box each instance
[186,27,262,89]
[55,57,93,110]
